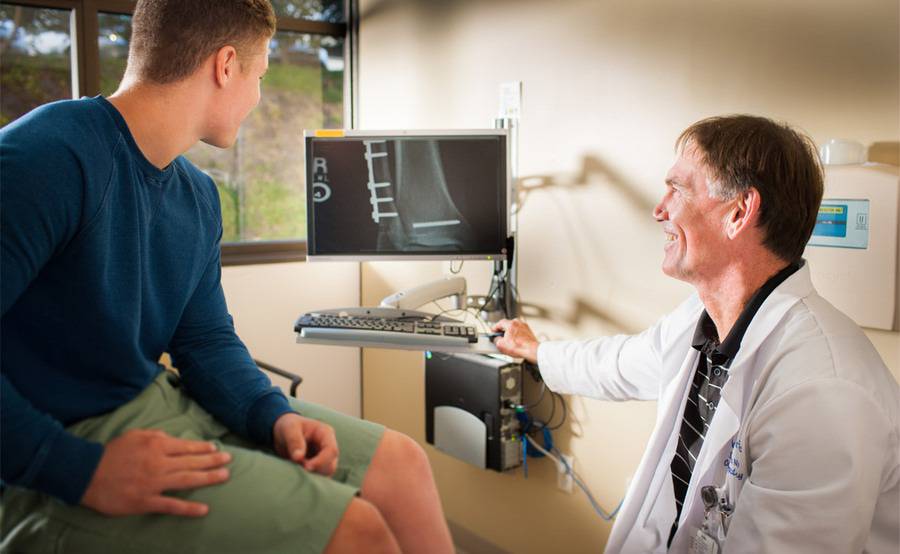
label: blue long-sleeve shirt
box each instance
[1,96,294,505]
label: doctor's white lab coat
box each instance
[537,263,900,553]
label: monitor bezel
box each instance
[303,129,511,262]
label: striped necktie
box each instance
[668,341,731,546]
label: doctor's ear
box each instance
[725,187,761,240]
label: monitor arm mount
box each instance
[380,276,468,311]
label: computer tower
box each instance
[425,352,522,471]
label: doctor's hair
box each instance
[676,115,824,264]
[126,0,275,85]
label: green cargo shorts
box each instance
[1,371,384,554]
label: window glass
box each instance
[271,0,344,23]
[98,13,131,96]
[0,4,72,126]
[186,32,344,242]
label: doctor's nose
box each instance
[653,200,668,222]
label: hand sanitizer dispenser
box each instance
[804,163,899,331]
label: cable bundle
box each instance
[516,370,623,522]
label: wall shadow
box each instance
[518,296,641,336]
[515,153,656,216]
[868,141,899,166]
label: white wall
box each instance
[357,0,899,552]
[222,261,361,417]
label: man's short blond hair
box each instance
[128,0,276,84]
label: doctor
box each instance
[493,115,899,553]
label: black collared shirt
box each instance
[667,261,801,548]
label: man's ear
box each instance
[213,45,239,87]
[725,187,761,240]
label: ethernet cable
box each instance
[524,434,624,522]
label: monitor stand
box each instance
[379,276,467,311]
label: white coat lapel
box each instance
[680,264,814,523]
[609,341,700,553]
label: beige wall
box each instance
[222,261,361,416]
[357,0,900,552]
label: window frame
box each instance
[2,0,355,265]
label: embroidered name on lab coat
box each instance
[724,439,744,480]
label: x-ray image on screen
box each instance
[306,133,508,259]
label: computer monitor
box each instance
[305,129,510,261]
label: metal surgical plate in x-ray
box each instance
[305,131,509,260]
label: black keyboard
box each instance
[294,307,478,348]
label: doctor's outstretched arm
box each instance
[491,316,669,402]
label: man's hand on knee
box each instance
[81,429,231,517]
[273,413,339,477]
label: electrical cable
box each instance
[522,361,542,382]
[427,305,467,323]
[508,279,523,320]
[543,391,568,431]
[426,264,506,333]
[524,434,623,521]
[426,301,492,334]
[468,314,495,333]
[475,267,501,318]
[536,387,557,431]
[522,432,529,477]
[463,309,493,333]
[521,381,547,410]
[449,259,464,274]
[500,281,510,319]
[499,260,512,319]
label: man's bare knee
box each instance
[323,498,400,554]
[385,430,433,481]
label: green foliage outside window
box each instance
[0,5,72,126]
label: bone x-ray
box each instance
[305,133,508,259]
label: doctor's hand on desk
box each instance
[491,319,540,364]
[273,412,339,477]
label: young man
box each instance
[493,116,899,552]
[0,1,453,552]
